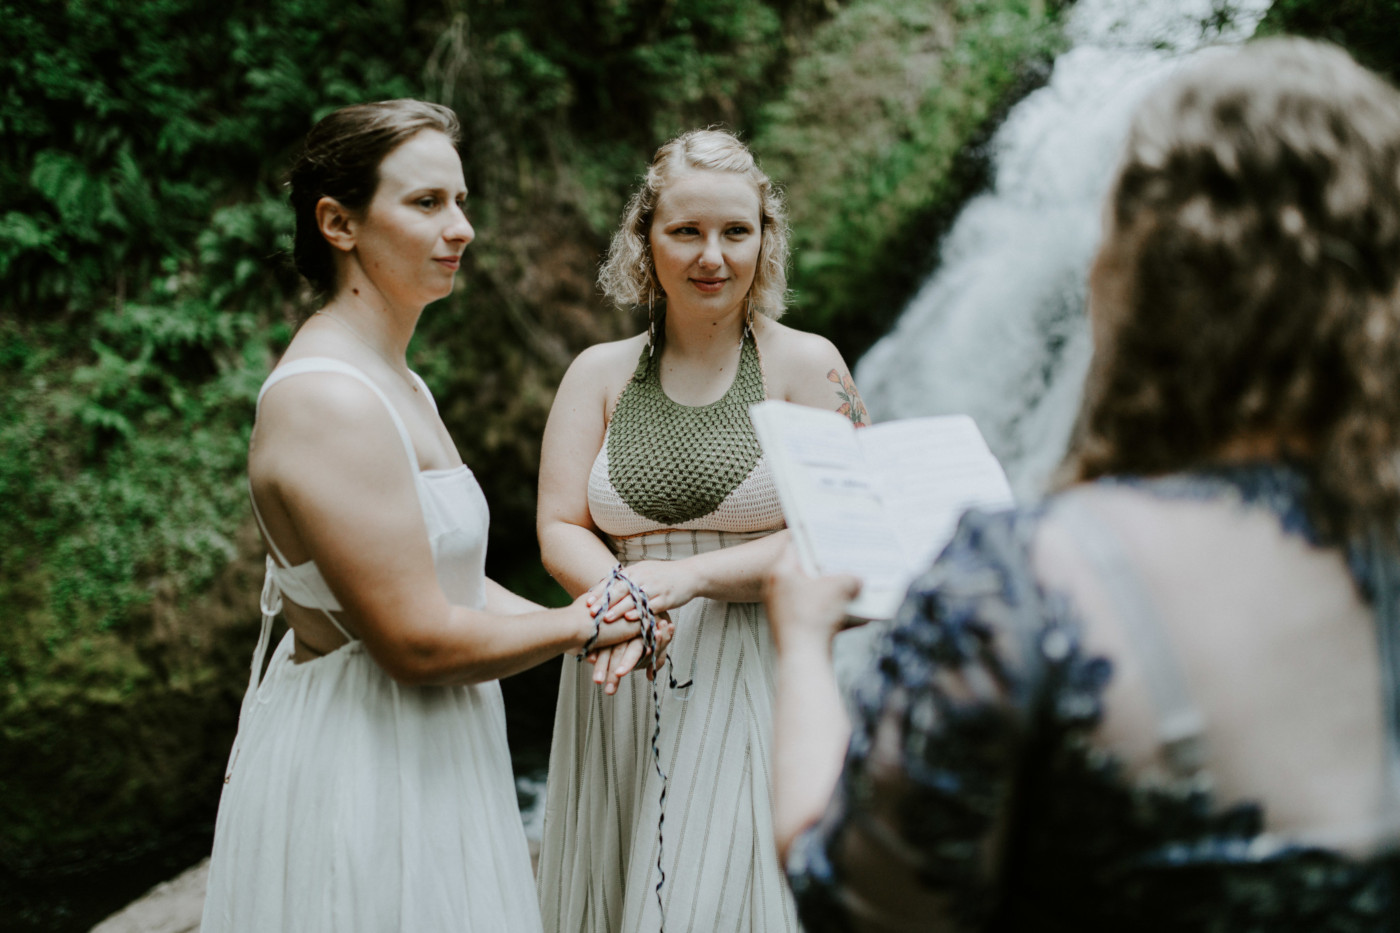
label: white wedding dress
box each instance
[201,358,542,933]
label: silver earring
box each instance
[647,281,658,358]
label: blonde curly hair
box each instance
[1066,38,1400,540]
[598,128,790,319]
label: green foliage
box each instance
[0,324,252,658]
[757,0,1067,357]
[1257,0,1400,83]
[2,0,412,314]
[0,315,257,878]
[0,0,430,878]
[447,0,788,140]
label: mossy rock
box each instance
[0,526,264,876]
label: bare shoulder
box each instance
[761,316,845,389]
[755,317,845,378]
[251,367,406,480]
[755,319,866,423]
[257,364,387,428]
[568,332,648,377]
[554,333,649,411]
[254,329,397,434]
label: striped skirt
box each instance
[536,529,800,933]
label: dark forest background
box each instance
[2,0,1397,929]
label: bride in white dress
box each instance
[200,100,658,933]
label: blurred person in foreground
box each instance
[765,38,1400,932]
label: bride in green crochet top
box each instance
[533,128,867,933]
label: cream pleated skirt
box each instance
[536,529,800,933]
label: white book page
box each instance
[856,415,1015,573]
[749,401,914,619]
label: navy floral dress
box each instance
[786,466,1400,931]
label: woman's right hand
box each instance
[586,559,700,620]
[763,545,862,656]
[565,589,642,657]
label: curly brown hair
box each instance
[1065,38,1400,540]
[597,127,790,319]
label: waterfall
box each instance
[831,0,1274,692]
[853,0,1274,500]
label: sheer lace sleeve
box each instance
[785,507,1066,932]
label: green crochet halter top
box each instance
[606,329,766,526]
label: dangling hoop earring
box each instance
[647,280,659,358]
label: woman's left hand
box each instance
[589,609,675,694]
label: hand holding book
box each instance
[750,400,1015,620]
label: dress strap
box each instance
[257,356,420,471]
[224,554,284,785]
[246,480,353,641]
[1054,497,1208,776]
[247,478,293,568]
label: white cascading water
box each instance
[854,0,1274,500]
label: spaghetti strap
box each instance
[257,356,420,471]
[247,479,293,569]
[1056,496,1208,776]
[222,552,282,786]
[246,480,353,641]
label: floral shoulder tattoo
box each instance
[827,369,868,427]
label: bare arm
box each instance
[251,373,640,687]
[536,343,633,598]
[763,547,862,859]
[484,578,546,615]
[537,343,667,689]
[614,529,791,610]
[770,512,1036,932]
[768,324,869,426]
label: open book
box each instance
[750,400,1015,620]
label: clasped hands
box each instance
[579,560,691,695]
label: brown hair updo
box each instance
[288,99,461,296]
[598,128,790,319]
[1066,38,1400,540]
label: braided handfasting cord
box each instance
[582,565,693,931]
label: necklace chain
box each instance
[313,310,419,393]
